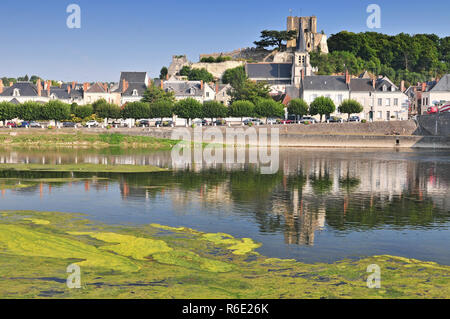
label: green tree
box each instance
[43,100,71,124]
[159,66,168,80]
[338,99,364,120]
[92,99,108,113]
[202,101,227,123]
[254,30,298,51]
[142,85,175,104]
[254,98,284,122]
[17,102,42,121]
[74,105,93,119]
[149,100,174,121]
[0,102,17,123]
[173,98,203,125]
[187,68,214,82]
[121,102,150,121]
[228,100,255,124]
[222,66,247,87]
[288,99,309,121]
[96,103,121,122]
[228,79,270,104]
[309,96,336,122]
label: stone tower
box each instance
[292,21,313,87]
[287,16,328,53]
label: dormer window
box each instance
[13,88,20,97]
[132,89,138,96]
[383,85,387,92]
[189,87,196,95]
[51,94,57,99]
[391,86,395,92]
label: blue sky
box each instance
[1,0,449,82]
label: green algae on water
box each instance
[0,210,449,299]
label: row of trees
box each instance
[287,97,363,121]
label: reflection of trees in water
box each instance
[3,158,449,247]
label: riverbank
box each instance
[1,120,450,149]
[0,210,448,299]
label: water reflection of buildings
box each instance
[2,149,449,247]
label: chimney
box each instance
[122,80,129,93]
[345,69,350,85]
[200,80,204,90]
[72,81,76,90]
[400,80,405,92]
[301,68,305,81]
[160,80,164,90]
[83,82,90,92]
[9,82,13,87]
[421,82,426,92]
[0,79,3,94]
[47,81,51,96]
[37,79,42,96]
[166,73,169,80]
[67,84,71,95]
[215,83,219,94]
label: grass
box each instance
[0,132,179,150]
[0,163,167,173]
[0,210,448,299]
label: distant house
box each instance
[246,63,293,95]
[349,76,409,121]
[116,72,149,105]
[84,82,121,105]
[159,80,215,103]
[214,83,232,105]
[0,81,49,104]
[420,74,450,113]
[301,74,350,109]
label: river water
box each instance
[0,147,449,264]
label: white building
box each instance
[421,74,450,111]
[160,80,215,103]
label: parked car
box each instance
[29,121,41,128]
[139,119,150,127]
[85,120,99,127]
[6,122,17,127]
[326,116,343,123]
[215,119,227,126]
[348,116,360,122]
[111,119,125,126]
[155,120,174,127]
[279,119,294,124]
[299,116,317,124]
[193,119,208,126]
[19,121,30,128]
[244,118,263,126]
[266,118,278,125]
[63,122,77,128]
[427,106,439,114]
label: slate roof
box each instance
[117,72,148,96]
[285,85,300,99]
[350,79,375,92]
[246,63,292,80]
[303,76,348,91]
[374,77,399,92]
[9,98,20,104]
[163,81,204,97]
[430,74,450,92]
[0,82,39,96]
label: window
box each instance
[383,85,387,92]
[394,98,398,106]
[386,98,391,106]
[206,92,210,98]
[132,89,138,96]
[377,111,382,119]
[378,98,382,106]
[13,88,20,97]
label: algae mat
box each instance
[0,211,448,299]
